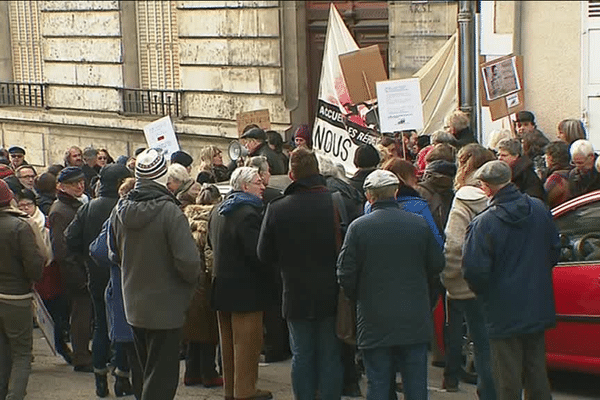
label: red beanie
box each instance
[0,165,14,180]
[294,125,312,148]
[0,179,14,207]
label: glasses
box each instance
[18,201,35,209]
[10,154,23,158]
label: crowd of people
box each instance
[0,108,595,400]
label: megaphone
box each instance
[228,141,249,161]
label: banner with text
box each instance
[311,4,381,176]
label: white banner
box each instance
[311,5,381,177]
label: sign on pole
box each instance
[143,116,180,159]
[236,109,271,137]
[376,78,424,134]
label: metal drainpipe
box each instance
[458,1,477,133]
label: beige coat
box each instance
[441,185,488,299]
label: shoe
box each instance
[114,376,133,397]
[236,389,273,400]
[342,381,362,397]
[74,364,94,373]
[94,373,109,398]
[442,378,459,392]
[57,342,73,365]
[183,376,203,386]
[431,360,446,368]
[202,376,224,388]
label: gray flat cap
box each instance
[363,169,399,190]
[474,160,512,185]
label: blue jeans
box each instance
[444,297,496,400]
[287,316,343,400]
[362,343,428,400]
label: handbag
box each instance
[336,287,356,345]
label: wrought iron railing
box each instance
[0,82,45,108]
[121,88,182,117]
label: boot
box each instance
[94,373,109,398]
[114,375,133,397]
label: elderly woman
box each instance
[166,163,201,208]
[441,144,497,397]
[182,184,223,387]
[208,167,275,400]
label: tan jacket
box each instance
[441,185,488,299]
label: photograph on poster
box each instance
[482,57,521,101]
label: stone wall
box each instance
[0,0,290,174]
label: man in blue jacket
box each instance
[463,160,560,400]
[337,170,444,400]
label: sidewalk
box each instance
[26,328,479,399]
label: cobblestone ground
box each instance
[26,329,593,399]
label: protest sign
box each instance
[236,109,271,136]
[311,4,381,176]
[143,116,180,159]
[480,54,525,121]
[376,78,424,133]
[339,45,388,104]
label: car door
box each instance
[547,197,600,374]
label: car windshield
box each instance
[555,202,600,263]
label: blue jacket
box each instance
[90,220,133,343]
[462,184,560,339]
[364,187,444,249]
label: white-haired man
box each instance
[568,139,600,197]
[463,160,560,400]
[208,167,274,400]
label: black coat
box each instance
[257,175,340,320]
[455,126,477,149]
[251,142,286,176]
[208,192,276,312]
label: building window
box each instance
[136,1,180,90]
[9,0,43,83]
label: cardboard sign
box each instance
[481,55,525,121]
[236,109,271,137]
[376,78,424,133]
[143,116,180,159]
[339,45,388,104]
[33,290,56,355]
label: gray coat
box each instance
[337,199,444,349]
[108,179,202,330]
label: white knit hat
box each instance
[135,148,168,186]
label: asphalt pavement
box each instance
[25,329,598,399]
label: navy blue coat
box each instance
[337,199,444,349]
[462,184,560,339]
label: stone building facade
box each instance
[0,1,595,173]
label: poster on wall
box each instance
[311,4,381,177]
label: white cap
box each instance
[363,169,399,190]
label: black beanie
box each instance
[354,144,380,169]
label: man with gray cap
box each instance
[108,148,202,400]
[337,169,444,400]
[240,127,285,175]
[462,160,560,400]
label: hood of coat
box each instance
[217,191,263,215]
[488,183,533,227]
[115,179,178,230]
[454,185,488,215]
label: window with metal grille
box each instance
[136,1,180,90]
[9,0,43,83]
[590,0,600,18]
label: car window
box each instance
[555,201,600,262]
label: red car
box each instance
[434,190,600,376]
